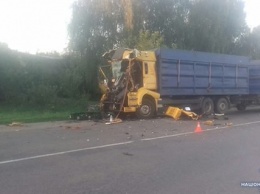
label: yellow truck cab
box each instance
[99,48,160,118]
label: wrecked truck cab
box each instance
[99,48,160,119]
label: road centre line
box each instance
[1,120,260,165]
[0,141,133,165]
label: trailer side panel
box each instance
[157,49,250,97]
[249,61,260,94]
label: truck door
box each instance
[143,61,157,90]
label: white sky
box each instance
[0,0,259,54]
[244,0,260,29]
[0,0,75,54]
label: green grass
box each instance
[0,99,99,125]
[0,111,71,124]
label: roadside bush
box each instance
[26,84,58,106]
[0,47,99,110]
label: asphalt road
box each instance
[1,108,260,194]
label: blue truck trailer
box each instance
[99,48,260,118]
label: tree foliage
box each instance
[232,25,260,59]
[68,0,250,54]
[136,30,164,50]
[249,26,260,59]
[0,46,91,106]
[186,0,248,53]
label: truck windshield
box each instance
[112,61,123,80]
[112,60,129,80]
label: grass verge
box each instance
[0,111,72,125]
[0,99,98,125]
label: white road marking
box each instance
[1,120,260,165]
[141,120,260,141]
[0,141,133,165]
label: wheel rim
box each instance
[219,102,226,111]
[216,98,229,114]
[136,99,155,119]
[140,105,151,115]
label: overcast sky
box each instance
[0,0,259,54]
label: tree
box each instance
[248,26,260,59]
[121,30,164,50]
[233,26,260,59]
[68,0,190,53]
[186,0,248,53]
[136,0,190,49]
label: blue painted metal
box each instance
[156,49,250,97]
[249,60,260,94]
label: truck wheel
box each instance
[201,97,214,115]
[236,104,246,111]
[136,99,155,119]
[215,98,229,114]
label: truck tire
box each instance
[215,98,229,114]
[136,98,155,119]
[201,97,214,115]
[236,104,246,111]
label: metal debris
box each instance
[203,120,214,126]
[165,106,199,120]
[213,114,229,120]
[8,122,24,127]
[225,122,233,126]
[105,118,123,125]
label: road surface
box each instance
[0,108,260,194]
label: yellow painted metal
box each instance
[126,88,160,112]
[165,106,199,120]
[181,110,199,120]
[137,87,160,106]
[128,92,138,106]
[122,50,135,59]
[165,107,183,120]
[142,61,157,90]
[123,107,136,112]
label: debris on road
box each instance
[203,120,214,126]
[207,113,229,120]
[8,122,24,127]
[202,119,226,126]
[105,118,123,125]
[225,122,233,126]
[165,106,199,120]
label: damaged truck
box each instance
[98,48,260,119]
